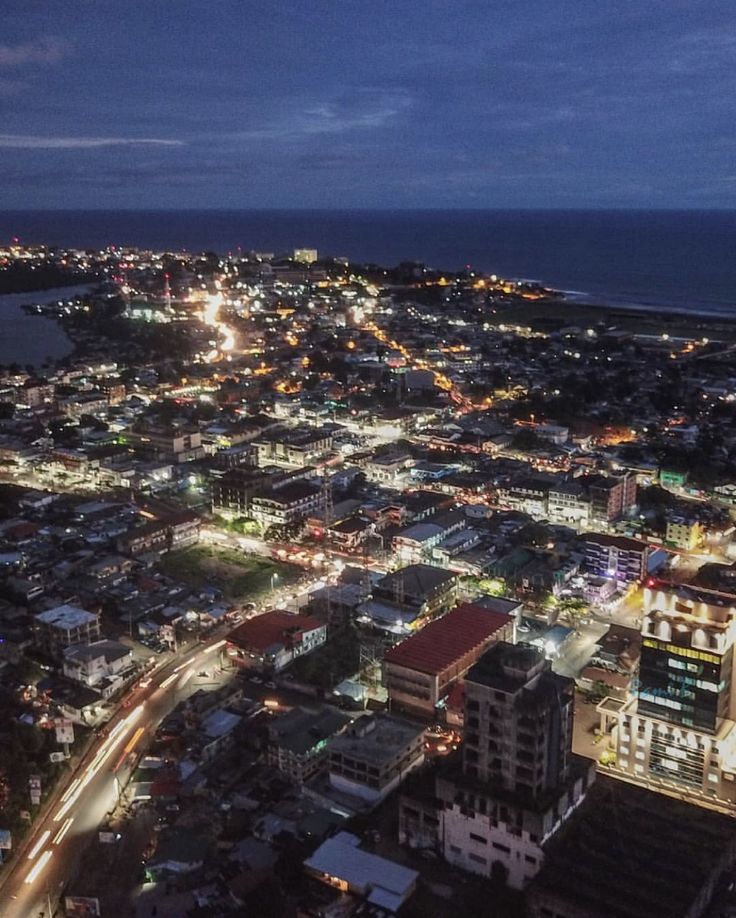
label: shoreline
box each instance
[561,289,736,320]
[489,292,736,343]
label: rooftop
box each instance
[583,531,648,552]
[253,481,321,504]
[63,639,130,665]
[329,714,423,766]
[35,603,98,630]
[377,563,456,596]
[384,602,511,676]
[227,610,324,653]
[395,522,444,543]
[528,775,736,918]
[304,831,418,911]
[465,641,572,706]
[268,706,352,755]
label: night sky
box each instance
[2,0,734,210]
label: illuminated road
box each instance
[0,635,228,917]
[201,289,235,360]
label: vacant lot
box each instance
[161,545,299,600]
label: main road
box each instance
[0,632,230,918]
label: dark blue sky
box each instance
[2,0,735,209]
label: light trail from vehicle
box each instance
[24,850,52,885]
[52,818,73,846]
[26,831,50,861]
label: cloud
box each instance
[237,89,412,142]
[0,134,184,149]
[0,37,66,69]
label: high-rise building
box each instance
[460,643,574,795]
[399,642,594,889]
[609,582,736,809]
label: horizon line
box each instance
[3,206,736,215]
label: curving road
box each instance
[0,634,229,917]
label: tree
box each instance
[557,597,588,631]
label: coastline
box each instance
[489,292,736,343]
[561,289,736,320]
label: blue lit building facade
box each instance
[611,585,736,810]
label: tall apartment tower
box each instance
[611,583,736,809]
[462,643,574,797]
[399,642,594,889]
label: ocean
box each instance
[1,209,736,317]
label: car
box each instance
[249,676,262,684]
[264,680,277,689]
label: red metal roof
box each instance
[227,610,324,653]
[384,602,511,676]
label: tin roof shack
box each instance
[304,830,418,914]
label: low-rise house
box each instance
[326,515,372,552]
[250,480,323,531]
[304,831,419,913]
[364,451,414,484]
[125,425,205,463]
[356,563,458,634]
[252,425,334,468]
[665,515,704,550]
[267,706,353,784]
[117,510,200,555]
[547,481,590,527]
[226,610,327,672]
[63,639,133,690]
[199,708,242,761]
[34,604,101,656]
